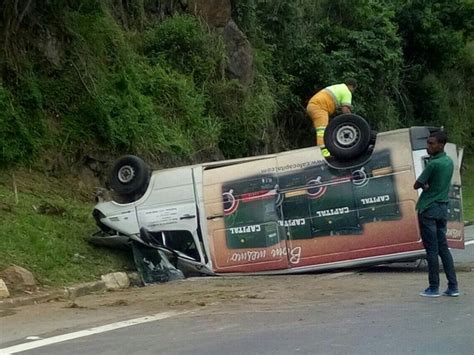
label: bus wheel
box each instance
[109,155,150,202]
[324,114,371,160]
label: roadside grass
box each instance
[0,169,134,287]
[462,154,474,222]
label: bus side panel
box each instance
[201,129,462,274]
[203,158,289,273]
[277,130,424,269]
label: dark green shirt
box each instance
[416,152,453,212]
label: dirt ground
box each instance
[1,263,473,344]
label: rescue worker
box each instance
[306,79,357,157]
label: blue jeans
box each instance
[418,202,458,290]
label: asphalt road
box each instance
[7,297,474,355]
[1,226,473,355]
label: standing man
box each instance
[414,130,459,297]
[306,79,357,156]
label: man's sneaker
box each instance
[419,288,440,297]
[442,288,460,297]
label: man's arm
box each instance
[341,105,351,114]
[414,162,434,190]
[340,87,353,114]
[413,180,424,189]
[413,180,429,191]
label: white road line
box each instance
[465,240,474,246]
[0,311,184,354]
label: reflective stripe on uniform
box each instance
[316,127,326,137]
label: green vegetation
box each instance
[0,171,133,286]
[0,2,275,167]
[233,0,474,147]
[1,0,472,164]
[462,155,474,222]
[0,0,472,286]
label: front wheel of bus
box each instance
[109,155,150,202]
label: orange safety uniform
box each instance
[307,83,353,146]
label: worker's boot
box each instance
[321,146,331,158]
[315,131,330,158]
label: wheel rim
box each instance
[117,165,135,183]
[334,124,360,149]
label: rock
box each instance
[187,0,231,27]
[144,0,187,21]
[0,265,37,294]
[0,202,13,213]
[36,201,66,216]
[37,30,63,66]
[94,188,113,203]
[222,20,254,86]
[101,272,131,290]
[127,272,143,287]
[64,281,106,300]
[0,279,10,298]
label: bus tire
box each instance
[324,114,371,160]
[109,155,150,201]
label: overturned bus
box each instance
[90,121,464,276]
